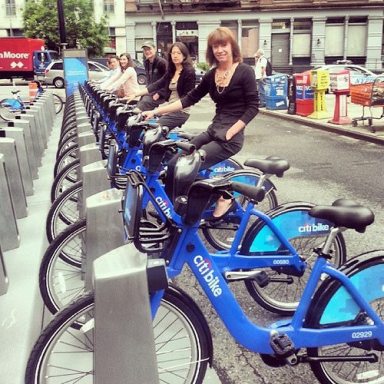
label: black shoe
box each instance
[206,199,236,222]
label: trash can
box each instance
[294,71,314,116]
[264,74,288,110]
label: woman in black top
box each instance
[130,41,196,130]
[144,27,259,219]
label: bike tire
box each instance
[52,93,64,114]
[50,159,80,203]
[53,143,79,177]
[306,250,384,384]
[26,290,210,383]
[39,219,86,313]
[45,181,83,243]
[242,203,347,316]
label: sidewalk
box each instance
[260,94,384,146]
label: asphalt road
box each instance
[178,97,384,383]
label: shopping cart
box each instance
[350,75,384,133]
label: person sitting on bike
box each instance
[128,42,196,130]
[100,53,140,98]
[142,27,259,220]
[135,41,167,111]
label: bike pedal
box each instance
[270,332,295,358]
[254,271,269,287]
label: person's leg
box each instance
[258,79,266,108]
[136,95,163,111]
[158,111,189,130]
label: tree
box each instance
[23,0,109,57]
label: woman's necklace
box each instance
[215,65,233,94]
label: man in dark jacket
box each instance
[136,41,167,111]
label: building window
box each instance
[103,0,115,13]
[6,0,16,16]
[292,19,311,59]
[241,20,258,60]
[108,27,116,51]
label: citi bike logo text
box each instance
[193,256,222,297]
[212,166,235,174]
[298,223,329,233]
[155,196,172,219]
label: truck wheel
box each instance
[53,77,64,88]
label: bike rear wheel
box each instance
[52,93,64,114]
[25,290,210,384]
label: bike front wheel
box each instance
[307,251,384,384]
[25,290,210,384]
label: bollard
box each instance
[0,154,19,251]
[1,127,34,196]
[93,243,159,384]
[77,131,96,147]
[0,138,27,218]
[77,122,93,134]
[84,188,124,290]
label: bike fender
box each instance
[241,202,334,254]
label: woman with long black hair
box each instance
[129,41,196,130]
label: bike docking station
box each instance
[7,119,38,180]
[0,136,28,219]
[16,112,45,167]
[0,245,9,296]
[93,243,167,384]
[0,124,34,196]
[0,153,19,251]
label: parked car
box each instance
[132,59,147,85]
[44,59,148,88]
[44,60,110,88]
[313,64,376,85]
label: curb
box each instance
[259,109,384,146]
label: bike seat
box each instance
[11,90,20,95]
[244,156,290,177]
[309,201,374,232]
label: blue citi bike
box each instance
[25,163,383,384]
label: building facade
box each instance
[1,0,383,73]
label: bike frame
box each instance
[150,221,384,354]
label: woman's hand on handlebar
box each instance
[142,110,156,120]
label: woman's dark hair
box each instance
[119,53,134,71]
[166,41,193,75]
[206,27,242,67]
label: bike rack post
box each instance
[18,113,44,166]
[77,131,96,147]
[0,245,9,296]
[79,143,102,170]
[83,188,125,290]
[0,137,27,219]
[8,120,38,180]
[1,127,33,196]
[80,160,110,218]
[76,122,93,134]
[26,106,48,149]
[93,243,160,384]
[0,154,19,251]
[33,98,54,129]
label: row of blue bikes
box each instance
[24,80,383,383]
